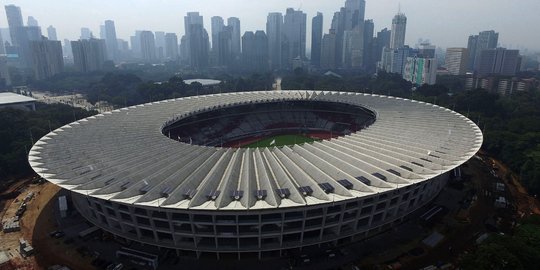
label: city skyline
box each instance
[0,0,539,52]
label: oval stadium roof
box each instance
[29,91,483,211]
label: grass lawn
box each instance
[243,134,318,148]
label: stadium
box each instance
[29,90,482,259]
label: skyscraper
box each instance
[373,28,391,63]
[311,12,323,67]
[344,0,366,29]
[0,33,4,54]
[184,12,204,36]
[468,30,499,72]
[363,19,375,72]
[5,5,23,45]
[30,38,64,80]
[227,17,241,55]
[283,8,307,68]
[390,12,407,49]
[80,27,93,39]
[104,20,118,61]
[391,46,413,74]
[71,38,107,72]
[343,0,366,68]
[242,30,269,72]
[140,31,156,63]
[130,31,142,59]
[184,12,208,69]
[0,56,11,86]
[266,12,283,70]
[211,16,224,53]
[164,33,179,60]
[476,48,520,76]
[217,26,233,66]
[63,39,73,62]
[210,16,224,65]
[188,24,209,70]
[99,25,106,39]
[154,31,166,60]
[47,26,57,41]
[27,16,38,27]
[321,29,337,69]
[445,48,468,75]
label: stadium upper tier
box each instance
[29,91,483,211]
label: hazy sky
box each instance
[2,0,539,52]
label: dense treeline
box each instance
[282,72,540,196]
[69,72,273,107]
[0,103,97,178]
[460,215,540,269]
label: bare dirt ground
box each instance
[490,157,540,216]
[31,187,97,270]
[0,181,55,270]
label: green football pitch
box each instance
[243,134,319,148]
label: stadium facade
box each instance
[29,91,482,258]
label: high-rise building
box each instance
[342,0,366,68]
[104,20,118,61]
[27,16,38,27]
[63,39,73,62]
[99,25,106,39]
[344,0,366,29]
[184,12,203,36]
[0,33,4,54]
[71,38,107,72]
[217,26,233,66]
[311,12,323,67]
[242,30,269,72]
[47,26,57,41]
[184,12,208,69]
[467,30,498,71]
[0,28,10,45]
[391,46,412,74]
[325,0,366,69]
[403,56,437,85]
[155,31,166,60]
[140,31,156,63]
[210,16,225,66]
[80,27,93,39]
[321,29,337,69]
[445,48,468,75]
[164,33,179,60]
[0,56,10,86]
[188,24,209,70]
[362,19,375,71]
[30,38,64,80]
[374,28,391,63]
[116,39,129,60]
[266,12,283,70]
[5,5,23,46]
[227,17,241,55]
[390,13,407,49]
[211,16,224,52]
[331,10,346,68]
[283,8,307,68]
[12,25,42,68]
[130,31,142,59]
[477,48,520,76]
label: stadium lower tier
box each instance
[72,172,448,258]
